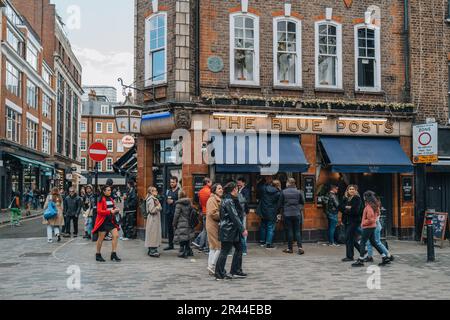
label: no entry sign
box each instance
[88,142,108,162]
[413,123,438,164]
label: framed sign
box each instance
[193,175,207,204]
[421,212,449,248]
[401,176,413,202]
[302,175,316,203]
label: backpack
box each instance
[44,201,58,220]
[189,207,200,229]
[140,198,149,219]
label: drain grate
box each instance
[19,252,52,257]
[0,262,20,268]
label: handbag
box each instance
[44,201,58,220]
[189,207,200,229]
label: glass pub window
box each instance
[318,23,338,87]
[149,14,166,83]
[357,27,376,88]
[233,16,256,82]
[276,20,299,85]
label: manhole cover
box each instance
[0,262,20,268]
[19,252,52,257]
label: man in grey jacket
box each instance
[278,178,305,255]
[63,187,82,238]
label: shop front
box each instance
[137,108,415,241]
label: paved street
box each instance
[0,216,450,300]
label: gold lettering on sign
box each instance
[286,119,297,132]
[312,120,323,132]
[373,122,382,134]
[297,119,308,131]
[361,122,371,133]
[385,122,394,134]
[349,121,359,133]
[337,121,346,132]
[213,116,226,130]
[272,118,282,130]
[245,117,256,130]
[229,116,241,129]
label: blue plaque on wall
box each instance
[207,56,224,73]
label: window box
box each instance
[237,99,266,107]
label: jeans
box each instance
[284,216,302,249]
[167,213,175,247]
[241,215,247,253]
[359,228,386,259]
[194,215,208,249]
[259,219,276,245]
[47,225,60,240]
[208,249,221,269]
[367,220,389,257]
[215,241,243,277]
[345,222,361,259]
[64,215,79,235]
[327,214,338,244]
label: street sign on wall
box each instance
[413,123,438,164]
[88,142,108,162]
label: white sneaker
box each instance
[121,237,129,241]
[207,266,215,275]
[47,239,53,243]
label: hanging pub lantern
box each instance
[113,93,144,134]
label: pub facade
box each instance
[134,0,417,240]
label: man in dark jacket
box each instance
[63,187,82,237]
[324,184,340,246]
[278,178,305,255]
[163,176,180,250]
[215,182,248,280]
[123,180,138,239]
[256,177,281,248]
[237,177,251,255]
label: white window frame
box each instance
[354,24,381,92]
[26,80,38,109]
[80,121,87,133]
[117,139,124,153]
[107,122,114,133]
[6,26,22,55]
[97,161,102,172]
[95,122,102,133]
[42,128,51,154]
[106,139,113,152]
[6,61,21,97]
[145,12,168,87]
[95,139,103,143]
[43,94,52,118]
[273,17,302,87]
[101,105,109,115]
[315,20,343,90]
[6,107,21,143]
[80,138,87,151]
[26,42,39,71]
[230,12,260,86]
[106,157,113,172]
[81,157,87,171]
[26,119,38,150]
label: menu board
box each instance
[193,175,207,204]
[421,212,448,248]
[154,170,164,194]
[402,176,413,202]
[303,175,316,204]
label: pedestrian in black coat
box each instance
[340,185,363,261]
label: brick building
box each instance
[79,90,132,189]
[134,0,421,241]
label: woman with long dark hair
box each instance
[92,186,121,262]
[340,185,363,262]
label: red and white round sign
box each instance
[122,135,135,149]
[88,142,108,162]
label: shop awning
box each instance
[320,136,413,173]
[214,134,309,173]
[113,146,137,176]
[9,154,54,172]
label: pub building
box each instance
[133,0,418,240]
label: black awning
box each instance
[113,146,137,176]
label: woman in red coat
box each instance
[93,186,121,262]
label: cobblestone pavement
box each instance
[1,218,450,300]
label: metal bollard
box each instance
[426,212,435,262]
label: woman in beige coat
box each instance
[206,184,223,275]
[42,187,64,243]
[145,186,162,258]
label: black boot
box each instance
[379,256,391,266]
[178,243,187,258]
[96,253,105,262]
[187,247,194,257]
[352,258,365,267]
[111,252,122,262]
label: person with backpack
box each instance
[323,184,340,246]
[42,188,64,243]
[172,190,196,259]
[9,192,22,226]
[352,191,393,267]
[278,178,305,255]
[93,185,121,262]
[340,185,363,262]
[144,186,163,258]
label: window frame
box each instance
[81,157,87,171]
[80,121,87,133]
[106,158,113,172]
[42,94,52,119]
[6,60,21,97]
[26,119,38,150]
[42,128,51,154]
[6,107,21,143]
[26,80,38,109]
[95,122,102,133]
[354,24,381,92]
[314,20,343,90]
[107,122,114,133]
[273,16,302,87]
[145,12,168,87]
[80,138,87,151]
[106,139,113,152]
[229,12,260,86]
[26,42,39,71]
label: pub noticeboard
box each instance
[303,175,316,204]
[402,176,413,202]
[421,212,449,248]
[193,175,207,204]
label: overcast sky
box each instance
[51,0,134,102]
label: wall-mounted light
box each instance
[338,117,387,122]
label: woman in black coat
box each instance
[173,190,196,259]
[340,185,363,262]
